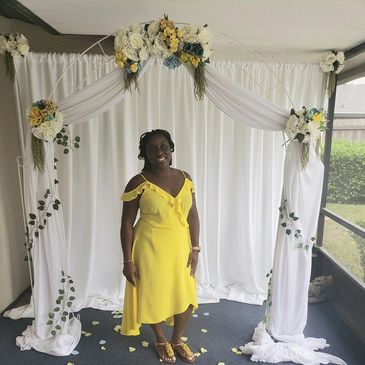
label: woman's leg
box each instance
[171,304,193,344]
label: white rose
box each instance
[147,20,160,39]
[320,61,334,73]
[152,34,171,58]
[31,113,63,141]
[8,33,15,41]
[198,27,212,44]
[114,32,126,49]
[123,46,139,61]
[322,51,336,64]
[130,24,142,33]
[336,51,345,64]
[202,43,212,59]
[128,32,144,49]
[18,43,29,56]
[6,40,17,52]
[183,34,199,44]
[138,46,149,61]
[16,34,28,44]
[0,35,6,54]
[11,49,21,58]
[335,63,345,74]
[285,115,299,139]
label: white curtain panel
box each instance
[7,52,326,357]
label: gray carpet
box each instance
[1,300,364,365]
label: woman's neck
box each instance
[147,166,172,177]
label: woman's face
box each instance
[145,134,172,168]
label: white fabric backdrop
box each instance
[12,53,326,311]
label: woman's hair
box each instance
[138,129,175,171]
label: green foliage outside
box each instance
[324,203,365,282]
[350,221,365,282]
[327,140,365,204]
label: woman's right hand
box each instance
[123,261,139,286]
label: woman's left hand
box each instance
[187,251,199,277]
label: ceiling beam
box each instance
[0,0,60,35]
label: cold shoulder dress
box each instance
[119,173,198,335]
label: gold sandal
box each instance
[172,342,196,363]
[155,342,176,363]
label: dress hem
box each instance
[120,301,198,336]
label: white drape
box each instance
[7,52,333,362]
[241,143,346,365]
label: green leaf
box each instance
[64,148,69,154]
[54,307,60,311]
[69,280,74,284]
[47,320,53,325]
[62,142,68,146]
[61,278,65,283]
[29,220,35,225]
[46,189,51,194]
[38,225,44,230]
[53,204,59,210]
[55,199,61,205]
[46,212,52,217]
[59,289,65,294]
[285,229,291,235]
[54,158,58,163]
[34,231,39,238]
[56,300,61,305]
[70,287,75,292]
[296,133,305,143]
[311,236,316,241]
[296,229,301,233]
[63,311,68,316]
[57,140,62,145]
[293,217,299,221]
[54,179,59,184]
[281,223,287,227]
[51,330,56,336]
[29,213,36,219]
[289,212,295,218]
[75,136,80,142]
[74,143,79,148]
[69,296,75,300]
[56,133,62,139]
[48,313,54,318]
[38,206,44,211]
[61,316,66,322]
[63,135,69,141]
[38,200,45,206]
[61,270,65,276]
[61,128,66,133]
[67,301,72,308]
[55,325,61,330]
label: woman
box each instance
[119,129,200,363]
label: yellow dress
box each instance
[120,174,198,335]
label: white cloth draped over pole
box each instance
[241,143,347,365]
[6,52,345,364]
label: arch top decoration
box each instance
[4,15,346,365]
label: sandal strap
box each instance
[173,342,194,357]
[156,342,175,358]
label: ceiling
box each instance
[3,0,365,68]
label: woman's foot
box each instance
[155,342,176,363]
[172,342,196,363]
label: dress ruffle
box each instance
[121,179,195,228]
[121,181,148,201]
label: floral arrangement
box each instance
[28,99,63,172]
[319,50,345,97]
[114,24,150,91]
[114,16,212,100]
[285,107,327,168]
[0,32,29,81]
